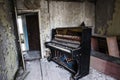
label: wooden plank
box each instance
[90,56,120,80]
[16,71,30,80]
[106,37,120,57]
[91,37,99,51]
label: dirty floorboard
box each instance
[24,58,116,80]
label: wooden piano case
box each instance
[45,26,91,80]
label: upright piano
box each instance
[45,26,91,80]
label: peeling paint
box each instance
[16,0,40,10]
[0,0,18,80]
[95,0,120,36]
[107,0,120,36]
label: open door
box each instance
[25,13,40,51]
[17,12,41,62]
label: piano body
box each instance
[45,26,91,80]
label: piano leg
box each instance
[73,58,89,80]
[68,56,81,80]
[69,59,81,80]
[47,49,54,61]
[74,59,82,80]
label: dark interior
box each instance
[26,13,40,51]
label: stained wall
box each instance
[95,0,120,36]
[0,0,18,80]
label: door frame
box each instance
[17,9,43,58]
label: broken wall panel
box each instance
[0,0,18,80]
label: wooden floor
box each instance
[41,59,71,80]
[24,60,41,80]
[24,58,116,80]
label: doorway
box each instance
[17,12,41,61]
[26,13,40,51]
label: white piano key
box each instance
[47,43,71,53]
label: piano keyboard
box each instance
[47,43,71,53]
[52,40,79,49]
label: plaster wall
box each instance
[49,1,95,29]
[0,0,18,80]
[95,0,120,36]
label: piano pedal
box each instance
[70,76,79,80]
[54,57,58,60]
[56,65,63,69]
[47,56,52,62]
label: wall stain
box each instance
[0,0,18,80]
[107,0,120,36]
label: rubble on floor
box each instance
[15,51,116,80]
[16,58,116,80]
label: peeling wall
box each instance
[16,0,95,57]
[107,0,120,36]
[49,1,95,28]
[16,0,40,10]
[95,0,120,36]
[0,0,18,80]
[39,0,51,58]
[49,1,85,27]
